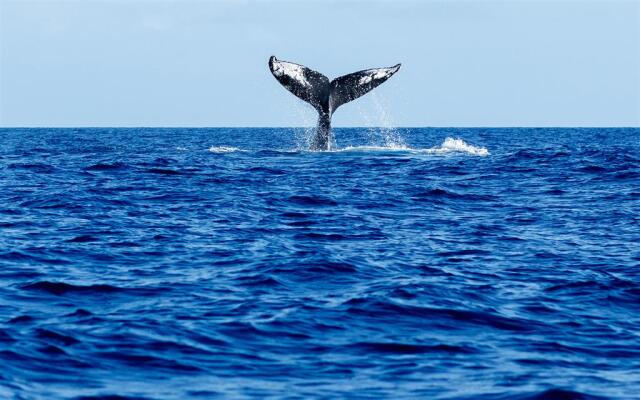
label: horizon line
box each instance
[1,126,639,129]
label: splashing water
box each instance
[426,137,490,156]
[278,94,486,156]
[353,92,406,148]
[289,99,317,150]
[337,137,488,155]
[369,92,406,148]
[287,91,406,150]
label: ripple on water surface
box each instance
[0,127,638,399]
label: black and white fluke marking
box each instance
[269,56,401,150]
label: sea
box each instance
[0,127,638,399]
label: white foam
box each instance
[205,138,487,156]
[334,137,488,156]
[208,146,242,153]
[425,137,489,156]
[338,144,411,152]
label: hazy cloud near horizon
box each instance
[0,0,638,127]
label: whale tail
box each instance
[268,56,401,150]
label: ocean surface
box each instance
[0,127,639,400]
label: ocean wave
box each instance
[509,388,607,400]
[22,281,127,295]
[35,328,80,346]
[348,342,477,355]
[145,168,182,175]
[8,163,57,173]
[21,281,161,296]
[412,188,496,202]
[84,162,129,171]
[2,127,638,399]
[288,195,338,206]
[344,298,542,332]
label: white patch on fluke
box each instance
[358,69,391,85]
[272,61,310,87]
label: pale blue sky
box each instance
[0,0,638,127]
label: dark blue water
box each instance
[1,127,639,399]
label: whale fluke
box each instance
[329,64,401,110]
[269,56,401,150]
